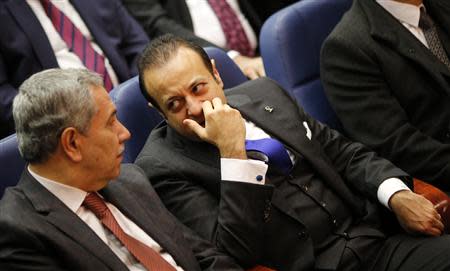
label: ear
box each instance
[60,127,83,162]
[211,59,224,88]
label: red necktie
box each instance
[207,0,255,57]
[83,193,176,271]
[39,0,114,91]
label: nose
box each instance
[118,120,131,143]
[186,96,203,118]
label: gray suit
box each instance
[136,78,450,270]
[321,0,450,189]
[0,164,243,270]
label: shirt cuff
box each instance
[377,177,411,209]
[227,50,241,60]
[221,158,268,185]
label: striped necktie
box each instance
[83,193,176,271]
[39,0,114,91]
[207,0,255,57]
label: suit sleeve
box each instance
[113,0,150,77]
[135,155,274,268]
[120,0,218,48]
[299,104,411,201]
[321,34,450,189]
[0,221,65,271]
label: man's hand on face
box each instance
[183,97,247,159]
[389,190,444,236]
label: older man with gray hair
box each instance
[0,68,243,271]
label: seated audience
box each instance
[0,68,243,271]
[135,35,450,271]
[121,0,265,79]
[0,0,149,139]
[321,0,450,190]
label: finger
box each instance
[223,104,232,110]
[256,65,266,77]
[245,68,259,80]
[424,226,442,237]
[434,200,448,212]
[183,119,206,139]
[433,217,445,232]
[211,97,223,109]
[202,100,213,115]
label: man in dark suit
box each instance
[0,0,149,139]
[321,0,450,190]
[135,35,450,270]
[121,0,265,79]
[0,68,243,271]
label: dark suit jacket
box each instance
[0,0,149,139]
[121,0,261,49]
[135,78,408,270]
[321,0,450,189]
[0,164,243,271]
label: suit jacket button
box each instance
[321,202,327,208]
[298,231,308,239]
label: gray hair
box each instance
[13,68,103,163]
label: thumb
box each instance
[183,119,207,139]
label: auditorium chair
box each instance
[0,134,25,197]
[260,0,351,131]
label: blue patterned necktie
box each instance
[246,138,293,175]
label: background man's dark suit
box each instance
[0,164,242,270]
[321,0,450,189]
[121,0,261,49]
[135,78,446,270]
[0,0,149,139]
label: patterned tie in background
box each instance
[419,7,450,70]
[83,193,176,271]
[39,0,114,91]
[207,0,255,57]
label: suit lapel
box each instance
[6,0,58,68]
[360,0,450,93]
[227,85,321,162]
[19,171,127,271]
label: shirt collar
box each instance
[28,166,88,213]
[377,0,423,28]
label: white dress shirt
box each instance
[377,0,428,48]
[28,167,183,271]
[26,0,119,86]
[221,120,410,209]
[185,0,257,58]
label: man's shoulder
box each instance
[325,0,371,43]
[0,186,41,230]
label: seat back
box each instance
[260,0,352,131]
[110,46,247,163]
[0,134,25,197]
[109,77,163,163]
[204,46,248,89]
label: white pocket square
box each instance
[303,121,312,140]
